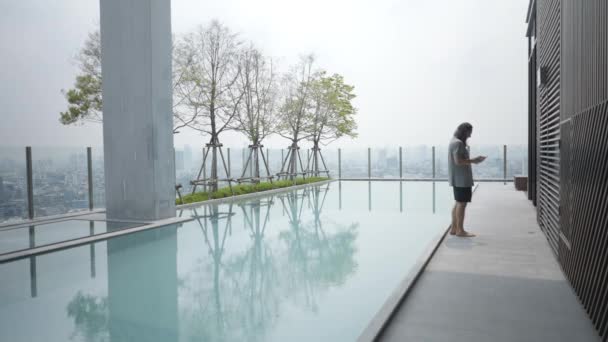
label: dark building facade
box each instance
[527,1,608,340]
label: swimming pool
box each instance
[0,181,453,342]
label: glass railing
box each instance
[0,147,100,224]
[0,145,527,223]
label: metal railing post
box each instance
[368,147,371,179]
[503,144,507,185]
[87,147,94,210]
[26,146,34,219]
[432,146,436,179]
[399,146,403,179]
[338,149,342,179]
[203,148,208,193]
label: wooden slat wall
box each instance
[561,0,608,120]
[536,0,561,253]
[558,1,608,340]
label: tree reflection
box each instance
[278,184,358,312]
[225,199,280,340]
[180,204,236,341]
[66,184,359,342]
[180,200,282,342]
[66,292,109,342]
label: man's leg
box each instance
[456,202,475,237]
[459,202,466,231]
[450,202,458,234]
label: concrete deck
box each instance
[379,183,599,342]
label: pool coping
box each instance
[357,184,479,342]
[0,216,191,263]
[0,209,106,229]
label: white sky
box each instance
[0,0,529,149]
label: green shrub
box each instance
[176,177,329,205]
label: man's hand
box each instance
[472,156,487,164]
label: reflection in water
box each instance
[28,226,36,298]
[183,204,236,341]
[338,181,342,210]
[279,185,358,313]
[231,199,280,340]
[67,224,180,342]
[67,293,109,342]
[65,184,359,342]
[400,181,403,213]
[182,202,279,341]
[368,181,372,212]
[107,224,179,342]
[432,182,436,214]
[89,221,96,278]
[179,184,358,341]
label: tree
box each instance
[307,73,357,176]
[60,30,198,133]
[180,21,244,192]
[232,44,277,182]
[275,55,318,180]
[60,31,102,124]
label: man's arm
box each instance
[454,155,483,166]
[453,143,485,165]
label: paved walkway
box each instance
[379,183,599,342]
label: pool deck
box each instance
[378,183,600,342]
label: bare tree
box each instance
[181,21,244,193]
[276,55,318,180]
[232,44,277,183]
[60,30,198,134]
[307,73,357,176]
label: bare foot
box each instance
[456,231,476,237]
[449,226,457,235]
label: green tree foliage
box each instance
[309,72,358,145]
[60,74,103,124]
[60,31,102,125]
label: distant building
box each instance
[175,150,184,171]
[0,176,4,202]
[184,145,193,170]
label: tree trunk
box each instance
[313,140,320,177]
[254,146,260,180]
[211,136,218,192]
[290,141,298,181]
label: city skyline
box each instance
[0,144,527,222]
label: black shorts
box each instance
[453,186,472,203]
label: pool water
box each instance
[0,181,453,342]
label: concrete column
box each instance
[99,0,175,220]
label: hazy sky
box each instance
[0,0,529,149]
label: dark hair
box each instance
[454,122,473,145]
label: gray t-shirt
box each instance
[448,137,473,187]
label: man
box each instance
[448,122,486,237]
